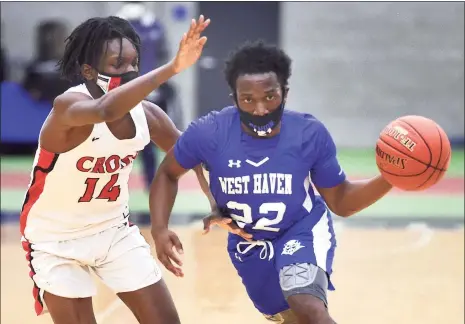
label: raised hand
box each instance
[172,15,210,73]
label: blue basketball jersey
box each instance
[174,107,346,241]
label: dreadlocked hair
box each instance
[58,16,140,82]
[224,40,292,91]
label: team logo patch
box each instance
[281,240,305,256]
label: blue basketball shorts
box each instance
[227,210,336,316]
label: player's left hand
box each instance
[202,210,253,241]
[172,15,210,73]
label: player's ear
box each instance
[81,64,96,81]
[283,86,289,97]
[229,93,237,106]
[282,86,289,103]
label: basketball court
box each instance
[2,223,464,324]
[1,152,464,324]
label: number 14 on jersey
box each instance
[79,174,121,203]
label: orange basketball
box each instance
[375,115,451,191]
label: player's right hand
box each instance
[152,229,184,277]
[203,212,253,241]
[171,15,210,73]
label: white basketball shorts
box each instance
[21,223,162,315]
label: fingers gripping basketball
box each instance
[376,115,451,191]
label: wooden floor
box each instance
[1,222,463,324]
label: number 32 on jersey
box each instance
[227,201,287,232]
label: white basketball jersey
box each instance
[20,84,151,242]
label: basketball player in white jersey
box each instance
[20,15,211,324]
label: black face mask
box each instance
[96,70,139,93]
[238,101,285,137]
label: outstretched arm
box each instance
[307,120,392,217]
[54,16,210,127]
[316,176,392,217]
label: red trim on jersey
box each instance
[20,148,59,236]
[21,240,44,315]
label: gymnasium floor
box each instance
[1,149,464,324]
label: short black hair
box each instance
[58,16,140,82]
[224,40,292,91]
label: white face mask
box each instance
[95,71,139,93]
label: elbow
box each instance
[156,165,180,184]
[193,164,205,177]
[327,204,357,218]
[335,209,356,218]
[166,171,180,183]
[99,107,118,122]
[96,98,119,122]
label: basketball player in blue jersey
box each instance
[150,41,393,324]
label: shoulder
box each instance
[200,105,236,122]
[142,100,166,121]
[53,84,93,109]
[295,111,328,136]
[217,105,238,117]
[187,105,236,133]
[142,100,161,129]
[205,105,238,129]
[284,109,318,124]
[53,90,92,113]
[180,106,237,150]
[283,110,328,135]
[60,84,93,98]
[283,111,333,156]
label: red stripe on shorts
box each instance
[21,240,44,315]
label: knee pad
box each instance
[279,263,329,307]
[263,309,298,324]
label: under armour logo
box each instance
[234,253,243,262]
[281,240,305,256]
[228,160,241,168]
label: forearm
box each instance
[149,170,179,232]
[336,175,392,217]
[98,61,178,120]
[193,165,216,210]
